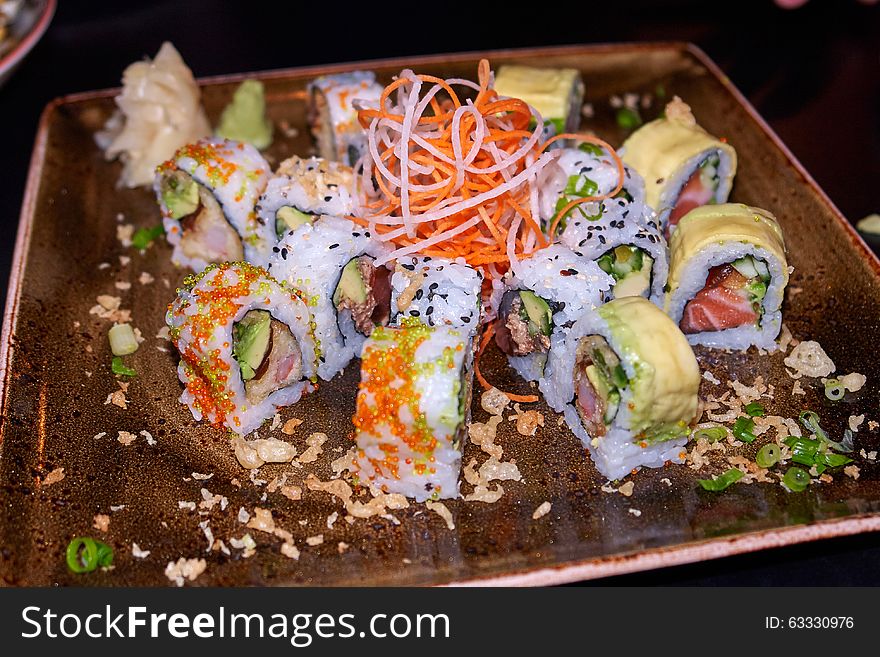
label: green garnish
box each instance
[693,426,727,443]
[655,83,666,99]
[66,537,114,574]
[615,107,642,130]
[756,443,781,468]
[783,435,853,471]
[732,416,757,443]
[799,410,853,453]
[131,224,165,250]
[744,402,765,417]
[578,142,604,156]
[111,356,136,377]
[824,379,845,401]
[782,467,810,493]
[699,468,744,491]
[563,174,598,198]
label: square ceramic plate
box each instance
[2,43,879,587]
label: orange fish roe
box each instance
[167,262,318,429]
[157,140,240,188]
[352,318,465,497]
[353,320,434,481]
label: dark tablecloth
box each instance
[0,0,878,585]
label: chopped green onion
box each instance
[824,378,845,401]
[783,435,853,468]
[744,402,765,417]
[822,452,854,468]
[655,83,667,99]
[799,409,853,453]
[693,426,727,443]
[578,142,604,156]
[782,466,810,493]
[615,107,642,130]
[732,417,757,443]
[798,410,828,443]
[756,443,781,468]
[784,435,820,466]
[698,468,744,491]
[66,537,113,574]
[111,356,136,377]
[108,323,139,356]
[131,224,165,250]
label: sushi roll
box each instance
[665,203,789,351]
[308,71,383,166]
[352,320,472,501]
[493,65,584,135]
[268,216,392,380]
[560,205,668,305]
[155,138,271,270]
[538,145,648,233]
[620,97,737,236]
[166,262,319,436]
[256,155,356,246]
[542,296,701,480]
[390,256,483,336]
[494,244,613,383]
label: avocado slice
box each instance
[161,173,200,220]
[333,258,367,307]
[275,206,314,237]
[233,310,271,381]
[585,364,611,403]
[519,290,552,336]
[612,254,653,299]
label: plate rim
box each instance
[3,42,879,586]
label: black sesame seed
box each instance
[324,196,333,202]
[426,305,434,315]
[414,289,423,300]
[579,239,587,247]
[329,243,339,249]
[402,263,415,271]
[410,310,420,316]
[429,282,439,290]
[461,315,471,323]
[272,246,280,253]
[281,248,288,260]
[598,235,606,244]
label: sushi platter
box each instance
[1,43,879,586]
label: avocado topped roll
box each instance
[494,65,584,136]
[494,244,613,383]
[267,216,392,380]
[620,97,736,236]
[542,296,700,480]
[665,203,789,351]
[308,71,383,166]
[560,204,668,305]
[256,155,356,245]
[154,138,271,270]
[166,262,319,436]
[538,146,648,232]
[352,320,472,501]
[390,256,483,336]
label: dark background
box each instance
[0,0,878,585]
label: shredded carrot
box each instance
[351,60,557,281]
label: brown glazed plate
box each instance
[2,43,880,587]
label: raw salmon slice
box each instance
[680,265,757,334]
